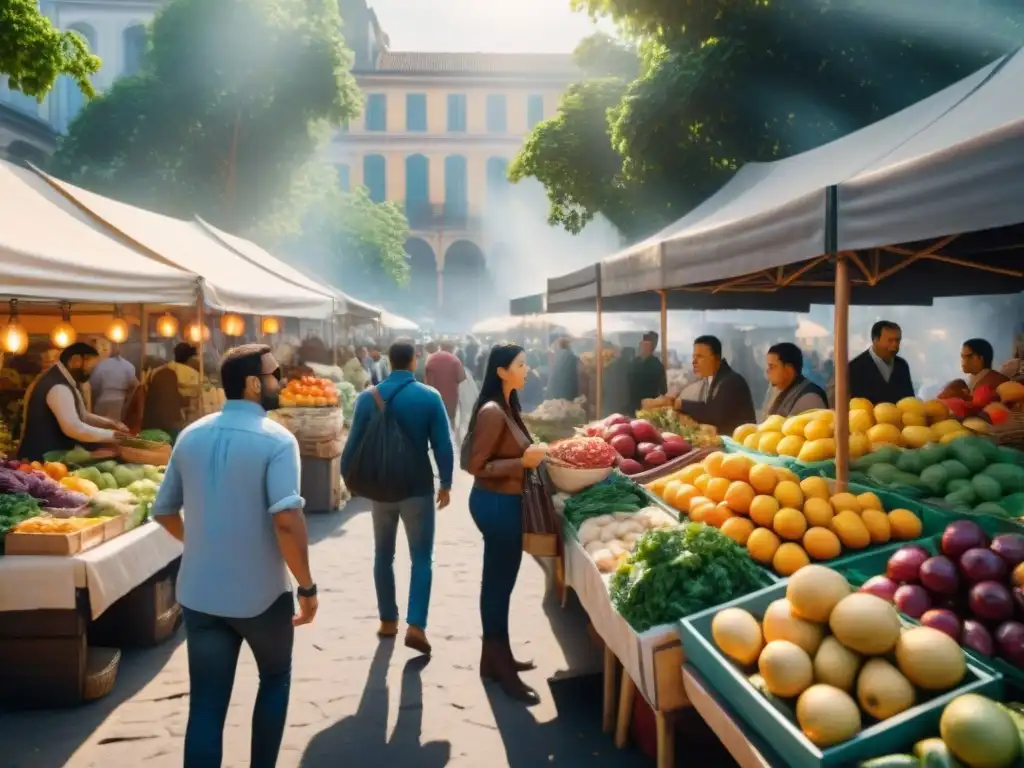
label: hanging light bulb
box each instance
[1,299,28,355]
[219,312,245,337]
[155,312,179,338]
[105,305,129,344]
[184,320,210,344]
[261,316,281,335]
[50,302,77,349]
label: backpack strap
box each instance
[369,378,417,412]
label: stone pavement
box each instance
[1,469,735,767]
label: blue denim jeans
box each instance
[469,486,523,638]
[372,495,436,629]
[182,592,294,768]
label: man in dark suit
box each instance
[673,335,756,436]
[843,320,916,405]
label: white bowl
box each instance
[546,463,613,494]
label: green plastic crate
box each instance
[680,581,1003,768]
[833,534,1024,696]
[722,437,803,469]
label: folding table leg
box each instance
[602,645,616,733]
[656,709,675,768]
[614,670,636,748]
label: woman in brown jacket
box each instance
[465,344,547,704]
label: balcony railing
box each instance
[403,201,480,231]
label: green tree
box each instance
[519,2,1024,238]
[53,0,359,233]
[0,0,100,98]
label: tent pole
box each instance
[828,184,850,492]
[196,291,205,418]
[659,291,668,368]
[595,270,604,419]
[139,304,148,374]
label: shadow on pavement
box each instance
[306,495,373,545]
[0,630,185,768]
[299,641,451,767]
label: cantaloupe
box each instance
[796,685,862,747]
[711,607,763,666]
[762,599,824,655]
[829,593,902,655]
[759,640,814,698]
[786,565,851,623]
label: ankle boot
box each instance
[480,638,540,705]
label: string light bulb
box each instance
[155,313,179,338]
[219,313,245,337]
[105,305,129,344]
[1,300,28,355]
[261,316,281,335]
[50,302,76,349]
[184,320,210,344]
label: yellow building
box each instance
[327,6,578,317]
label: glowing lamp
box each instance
[156,313,179,338]
[50,303,76,349]
[184,320,210,344]
[106,306,129,343]
[220,312,245,337]
[261,316,281,335]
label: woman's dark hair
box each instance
[221,344,272,400]
[467,343,528,438]
[174,342,197,364]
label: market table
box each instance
[0,522,183,706]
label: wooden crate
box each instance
[4,520,106,556]
[300,455,343,513]
[89,558,182,648]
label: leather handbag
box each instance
[521,464,560,557]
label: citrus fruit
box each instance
[803,527,842,560]
[749,495,780,528]
[774,507,808,541]
[747,528,781,565]
[774,543,811,576]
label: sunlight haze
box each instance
[366,0,609,52]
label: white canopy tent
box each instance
[36,171,335,319]
[0,161,198,305]
[380,311,419,331]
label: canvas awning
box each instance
[36,171,335,319]
[380,311,418,331]
[0,160,197,305]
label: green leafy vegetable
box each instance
[137,429,173,445]
[0,492,43,551]
[563,474,648,529]
[610,523,768,632]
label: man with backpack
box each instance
[341,339,453,655]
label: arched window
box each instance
[404,154,429,225]
[363,154,386,203]
[444,155,467,219]
[62,24,96,130]
[122,24,146,76]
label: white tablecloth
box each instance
[0,522,183,618]
[563,531,682,710]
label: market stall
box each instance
[510,48,1024,768]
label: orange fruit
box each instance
[705,503,734,528]
[694,474,711,493]
[747,528,781,565]
[721,454,754,482]
[749,495,780,528]
[861,509,892,544]
[690,501,716,524]
[748,464,778,494]
[856,492,883,511]
[679,464,704,484]
[774,481,804,509]
[688,495,713,514]
[706,477,731,504]
[831,510,870,550]
[722,517,756,546]
[803,527,842,561]
[703,452,726,478]
[773,543,811,576]
[888,509,923,540]
[774,467,799,484]
[799,476,831,501]
[802,497,835,528]
[774,507,808,541]
[667,483,700,512]
[724,482,755,515]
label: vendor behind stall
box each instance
[89,343,138,422]
[630,332,668,407]
[762,342,828,419]
[673,335,756,435]
[17,342,126,461]
[940,338,1010,399]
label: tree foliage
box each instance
[0,0,100,98]
[518,1,1024,239]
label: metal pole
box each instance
[139,303,148,375]
[595,270,604,418]
[659,291,668,369]
[826,186,850,491]
[196,291,205,417]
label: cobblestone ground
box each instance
[3,469,734,767]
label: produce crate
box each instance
[3,519,106,556]
[680,581,1003,768]
[833,534,1024,696]
[300,455,343,513]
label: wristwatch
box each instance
[297,583,318,598]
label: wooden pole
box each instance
[833,254,851,491]
[659,291,668,368]
[196,292,206,417]
[595,290,604,418]
[138,304,148,375]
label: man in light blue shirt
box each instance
[153,344,317,768]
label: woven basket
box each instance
[83,647,121,701]
[270,406,345,444]
[990,410,1024,449]
[119,442,171,466]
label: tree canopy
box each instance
[51,0,409,284]
[516,2,1024,241]
[0,0,100,98]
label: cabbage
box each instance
[113,464,145,488]
[126,479,159,503]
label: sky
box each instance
[367,0,610,53]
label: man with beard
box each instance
[18,342,128,461]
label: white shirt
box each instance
[90,354,137,405]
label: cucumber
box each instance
[858,755,918,768]
[914,738,964,767]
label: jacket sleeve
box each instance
[466,405,524,480]
[679,375,755,427]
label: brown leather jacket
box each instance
[466,401,532,494]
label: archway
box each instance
[404,237,437,310]
[442,240,487,322]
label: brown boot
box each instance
[405,625,431,656]
[480,638,540,705]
